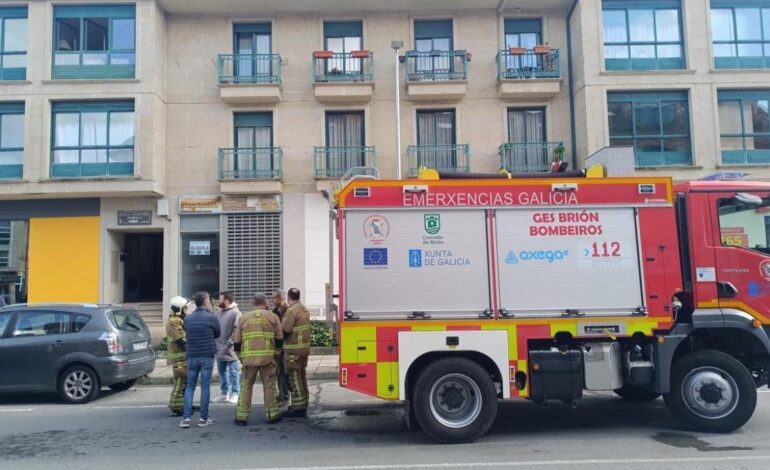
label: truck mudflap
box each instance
[654,308,770,394]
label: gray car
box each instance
[0,304,155,404]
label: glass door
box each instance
[417,110,456,169]
[235,113,273,177]
[235,26,271,81]
[507,108,546,171]
[326,111,364,174]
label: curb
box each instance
[138,371,339,386]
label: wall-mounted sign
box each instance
[189,240,211,256]
[179,195,281,214]
[118,210,152,226]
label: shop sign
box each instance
[189,241,210,256]
[117,210,152,226]
[179,195,281,214]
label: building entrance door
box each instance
[124,233,163,303]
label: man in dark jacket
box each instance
[180,291,221,428]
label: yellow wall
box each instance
[28,216,100,303]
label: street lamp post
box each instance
[391,40,404,180]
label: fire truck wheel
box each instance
[412,357,498,444]
[664,349,756,433]
[613,385,661,402]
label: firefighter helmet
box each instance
[170,296,188,314]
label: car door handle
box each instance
[718,282,738,299]
[52,340,64,348]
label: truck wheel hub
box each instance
[682,367,738,419]
[428,373,483,429]
[439,384,466,410]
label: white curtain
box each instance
[507,110,545,171]
[327,113,363,173]
[418,111,455,169]
[54,112,80,164]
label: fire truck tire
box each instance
[412,357,498,444]
[613,385,661,402]
[664,349,756,433]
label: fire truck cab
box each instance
[331,168,770,443]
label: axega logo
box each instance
[363,215,389,245]
[424,214,440,235]
[505,249,570,264]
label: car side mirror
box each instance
[734,192,763,206]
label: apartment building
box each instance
[0,0,766,330]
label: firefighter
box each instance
[233,293,284,425]
[166,295,189,416]
[271,289,291,403]
[282,287,311,418]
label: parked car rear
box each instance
[0,304,155,403]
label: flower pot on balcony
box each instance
[351,50,371,58]
[533,45,552,55]
[314,50,334,59]
[509,47,527,55]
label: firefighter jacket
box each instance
[165,314,186,365]
[282,301,311,357]
[235,309,283,366]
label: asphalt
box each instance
[3,383,770,469]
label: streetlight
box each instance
[391,40,404,180]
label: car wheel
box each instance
[664,349,756,433]
[412,357,498,444]
[614,384,661,402]
[108,379,137,392]
[58,365,100,404]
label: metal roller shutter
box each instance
[225,213,282,306]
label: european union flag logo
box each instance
[363,248,388,266]
[409,249,422,268]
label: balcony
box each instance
[53,51,135,80]
[496,48,561,100]
[218,147,283,194]
[313,146,376,179]
[217,54,282,104]
[312,51,375,103]
[499,142,564,174]
[407,144,470,177]
[405,50,468,102]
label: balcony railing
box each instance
[218,148,283,179]
[405,50,468,81]
[497,49,560,80]
[313,51,374,82]
[217,54,282,84]
[313,146,376,178]
[499,142,564,173]
[407,144,470,176]
[50,162,134,178]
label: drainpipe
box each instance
[567,0,579,170]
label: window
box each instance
[0,8,27,80]
[53,5,135,79]
[13,311,71,337]
[415,109,459,171]
[233,23,272,81]
[602,0,684,70]
[711,3,770,69]
[51,101,135,178]
[608,91,691,167]
[233,112,274,177]
[0,312,12,337]
[718,90,770,164]
[504,19,542,71]
[412,20,457,79]
[718,197,770,255]
[71,315,90,333]
[0,220,9,267]
[108,310,146,332]
[323,111,366,175]
[0,102,23,179]
[324,21,363,76]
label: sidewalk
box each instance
[139,355,339,385]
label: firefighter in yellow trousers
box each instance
[282,287,311,418]
[233,293,284,425]
[165,296,189,416]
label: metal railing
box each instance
[497,49,560,80]
[499,142,564,173]
[407,144,470,176]
[217,53,282,84]
[313,52,374,82]
[218,147,283,179]
[405,50,468,81]
[313,146,376,178]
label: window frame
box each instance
[50,100,135,178]
[710,4,770,69]
[607,91,692,167]
[716,196,770,255]
[52,4,136,80]
[11,310,73,338]
[322,21,364,77]
[602,1,685,71]
[0,7,27,80]
[0,102,23,179]
[0,220,10,268]
[717,89,770,164]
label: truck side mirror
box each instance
[734,192,763,206]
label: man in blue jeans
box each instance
[180,291,221,428]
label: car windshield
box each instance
[108,310,146,332]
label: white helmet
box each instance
[170,296,188,313]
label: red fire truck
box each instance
[329,166,770,443]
